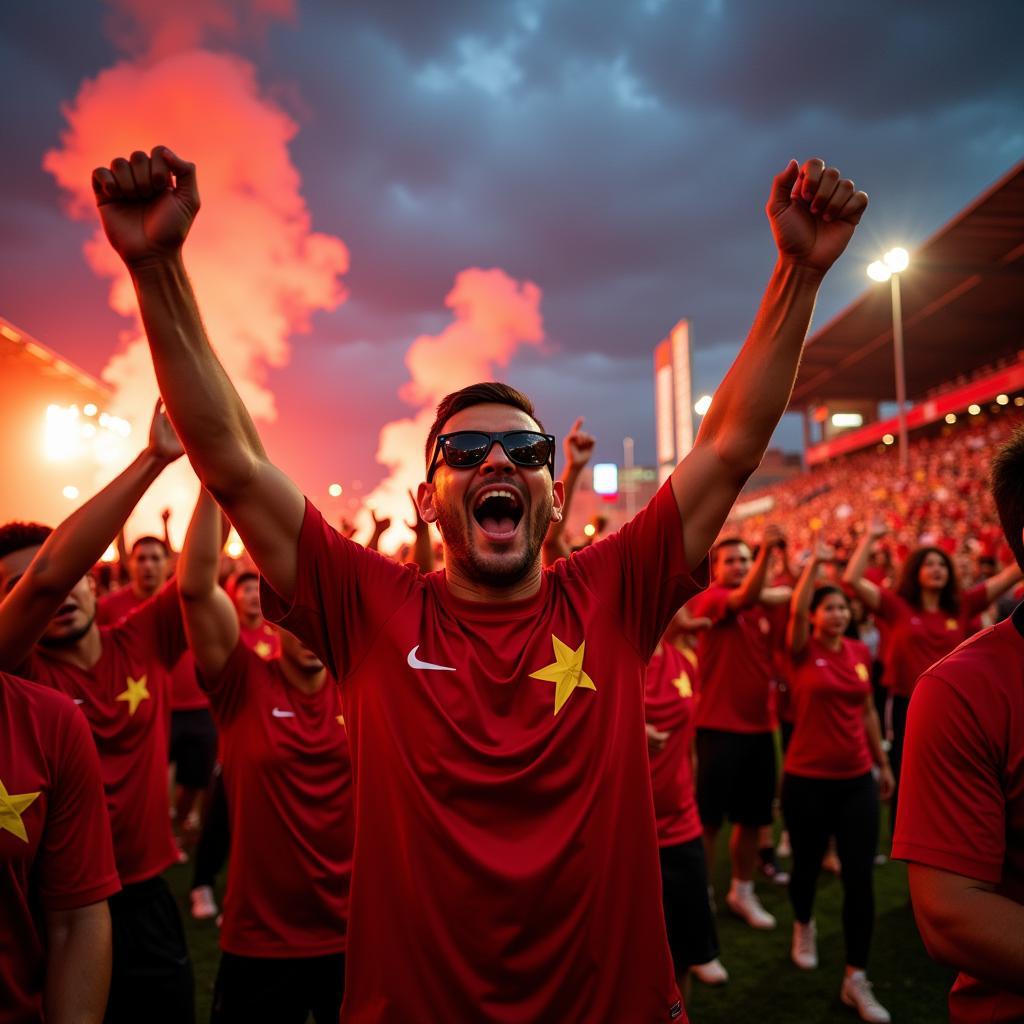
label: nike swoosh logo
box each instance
[271,707,296,718]
[407,645,456,672]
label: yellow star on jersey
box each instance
[116,675,150,716]
[254,641,273,659]
[530,635,597,716]
[336,714,346,728]
[0,777,40,843]
[671,673,693,699]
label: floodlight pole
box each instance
[890,273,909,476]
[623,436,636,519]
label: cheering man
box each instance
[93,144,865,1022]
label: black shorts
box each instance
[169,708,217,789]
[105,876,195,1024]
[696,728,777,828]
[211,950,345,1024]
[659,837,720,972]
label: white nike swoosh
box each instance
[407,645,456,672]
[271,707,296,718]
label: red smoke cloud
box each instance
[365,268,544,551]
[43,5,348,545]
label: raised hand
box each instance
[867,517,888,540]
[371,509,392,535]
[766,158,867,274]
[405,489,429,536]
[763,523,785,549]
[147,400,185,464]
[92,147,200,267]
[564,417,596,470]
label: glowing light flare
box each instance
[225,529,244,559]
[592,463,618,496]
[583,523,597,538]
[62,485,80,500]
[328,483,343,497]
[997,394,1009,406]
[830,412,863,429]
[883,247,910,273]
[945,413,957,424]
[694,394,713,416]
[968,404,981,416]
[100,544,118,563]
[1015,397,1024,407]
[83,403,98,416]
[882,434,895,445]
[866,261,891,283]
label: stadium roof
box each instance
[790,159,1024,409]
[0,315,110,398]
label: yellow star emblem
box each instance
[529,635,597,716]
[671,673,693,699]
[945,619,958,631]
[336,714,346,728]
[115,675,151,716]
[855,663,870,683]
[0,777,40,843]
[681,648,698,670]
[254,641,273,659]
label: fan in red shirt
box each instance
[782,539,894,1023]
[893,428,1024,1024]
[0,671,120,1024]
[844,520,1021,832]
[98,534,217,856]
[645,608,726,992]
[0,404,199,1024]
[176,492,353,1023]
[685,527,792,934]
[96,140,866,1020]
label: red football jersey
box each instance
[26,581,187,884]
[875,585,988,698]
[687,586,777,733]
[645,643,702,847]
[240,620,281,661]
[98,585,205,711]
[893,615,1024,1023]
[783,638,874,779]
[261,480,704,1023]
[201,642,353,957]
[0,672,120,1024]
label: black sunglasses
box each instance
[427,430,556,482]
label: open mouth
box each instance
[472,487,524,541]
[52,601,77,622]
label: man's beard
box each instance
[436,496,550,588]
[38,611,96,649]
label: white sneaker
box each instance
[726,883,776,929]
[776,831,792,858]
[691,958,729,985]
[841,971,891,1023]
[791,919,818,969]
[190,885,219,920]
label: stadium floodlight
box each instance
[831,412,863,429]
[694,394,712,416]
[328,483,343,497]
[968,403,981,416]
[62,485,79,500]
[945,413,957,424]
[867,248,911,476]
[997,394,1009,406]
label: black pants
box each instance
[886,693,910,837]
[105,876,195,1024]
[659,837,719,974]
[210,951,345,1024]
[782,772,879,969]
[192,764,230,890]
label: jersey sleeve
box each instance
[874,588,904,624]
[892,671,1007,883]
[196,639,256,724]
[260,499,421,680]
[963,582,991,619]
[685,585,731,627]
[37,700,121,911]
[115,579,188,670]
[561,479,708,659]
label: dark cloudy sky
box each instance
[2,0,1022,511]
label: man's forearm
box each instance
[45,903,111,1024]
[130,255,264,495]
[697,260,822,473]
[178,491,223,599]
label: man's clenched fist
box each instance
[92,146,200,267]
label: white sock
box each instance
[730,878,753,897]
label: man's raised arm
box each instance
[92,147,306,603]
[672,158,867,570]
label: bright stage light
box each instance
[945,413,957,424]
[62,485,79,500]
[328,483,343,497]
[43,403,134,467]
[968,404,981,415]
[44,404,82,461]
[997,394,1009,406]
[83,403,98,417]
[882,434,895,445]
[694,395,712,416]
[883,247,910,273]
[866,261,891,283]
[583,523,596,538]
[831,412,863,429]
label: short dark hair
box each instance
[810,584,847,613]
[712,536,747,563]
[424,382,543,467]
[0,522,52,560]
[233,571,258,589]
[992,426,1024,571]
[130,535,169,557]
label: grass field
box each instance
[166,820,952,1023]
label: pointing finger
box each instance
[570,416,584,434]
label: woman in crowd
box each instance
[783,539,894,1023]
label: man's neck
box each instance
[279,657,327,695]
[443,561,543,603]
[132,582,159,601]
[240,612,262,630]
[40,624,103,672]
